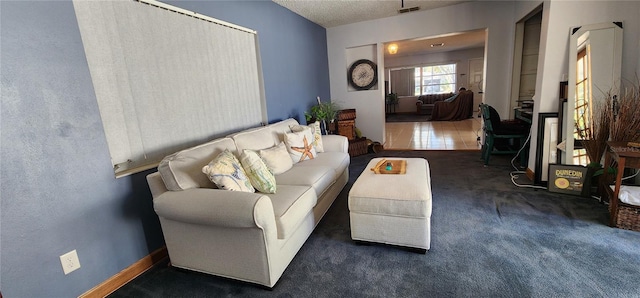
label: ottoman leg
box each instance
[407,247,427,254]
[354,240,427,254]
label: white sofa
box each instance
[146,118,350,288]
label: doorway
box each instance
[510,6,543,112]
[468,57,484,112]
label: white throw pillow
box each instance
[291,121,324,152]
[284,127,317,163]
[258,142,293,175]
[240,150,277,193]
[202,149,254,192]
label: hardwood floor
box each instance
[384,118,483,150]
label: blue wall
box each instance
[0,1,329,296]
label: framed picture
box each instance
[548,164,588,195]
[559,81,568,99]
[534,113,559,185]
[557,81,569,164]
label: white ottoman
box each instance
[348,157,432,253]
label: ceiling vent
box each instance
[398,6,420,14]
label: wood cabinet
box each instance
[335,109,369,156]
[603,141,640,231]
[337,109,356,140]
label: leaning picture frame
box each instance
[548,164,588,195]
[534,113,559,185]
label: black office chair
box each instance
[480,104,530,166]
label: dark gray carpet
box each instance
[109,151,640,298]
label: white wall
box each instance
[327,1,517,143]
[527,0,640,168]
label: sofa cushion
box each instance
[228,125,275,152]
[158,138,237,191]
[202,150,254,192]
[290,151,350,181]
[276,165,334,198]
[258,143,293,175]
[240,149,276,194]
[269,185,316,239]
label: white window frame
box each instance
[414,63,457,95]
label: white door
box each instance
[468,58,484,113]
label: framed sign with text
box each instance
[548,164,588,195]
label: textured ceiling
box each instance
[272,0,474,28]
[383,29,486,58]
[273,0,485,56]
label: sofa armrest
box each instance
[147,172,168,200]
[321,134,348,153]
[154,188,276,231]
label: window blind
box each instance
[390,69,415,96]
[73,0,266,177]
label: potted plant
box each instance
[305,97,340,134]
[385,93,398,103]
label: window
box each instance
[573,47,591,166]
[414,63,456,95]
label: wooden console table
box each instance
[603,141,640,227]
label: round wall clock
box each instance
[348,59,378,90]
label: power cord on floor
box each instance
[622,169,639,181]
[475,127,482,147]
[508,130,547,190]
[504,129,640,193]
[587,170,638,205]
[593,170,639,205]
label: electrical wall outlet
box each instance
[60,249,81,275]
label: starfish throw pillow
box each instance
[284,127,317,163]
[290,121,324,152]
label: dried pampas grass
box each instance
[576,83,640,166]
[576,95,612,167]
[610,84,640,142]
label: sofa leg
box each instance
[353,240,372,246]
